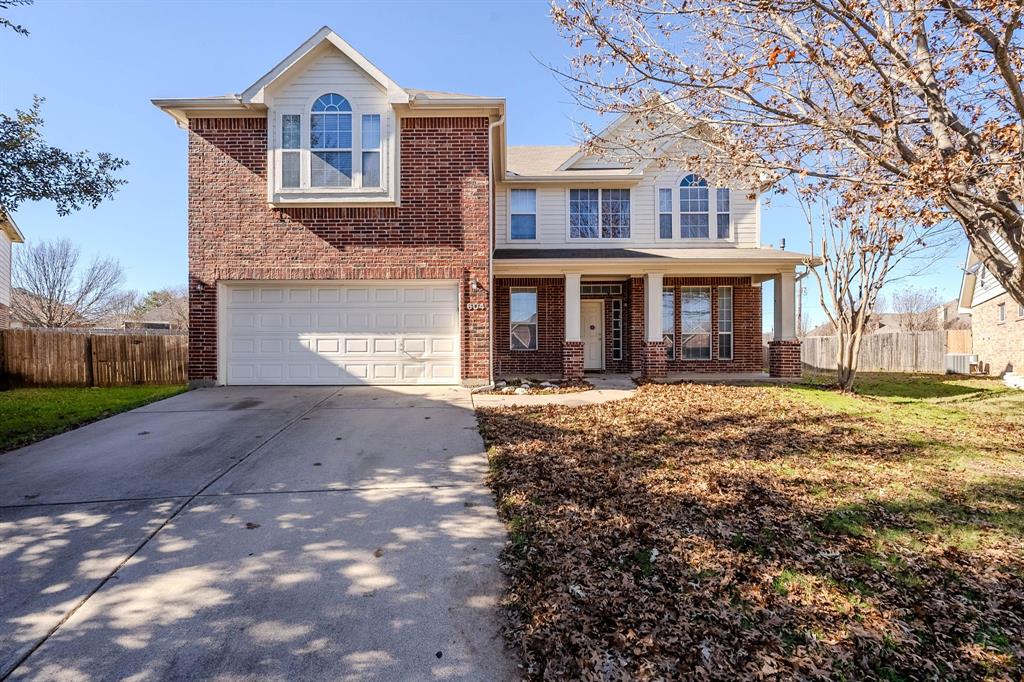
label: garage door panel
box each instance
[224,282,459,386]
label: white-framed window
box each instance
[680,175,709,239]
[569,189,630,239]
[716,188,731,239]
[680,286,712,359]
[276,92,386,193]
[611,299,623,361]
[510,189,537,240]
[655,175,732,241]
[310,93,353,187]
[659,188,673,239]
[662,287,675,360]
[361,114,381,188]
[281,114,301,188]
[998,302,1006,322]
[718,286,733,360]
[510,287,538,351]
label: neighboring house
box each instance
[154,27,808,387]
[959,246,1024,376]
[805,300,970,338]
[0,209,25,329]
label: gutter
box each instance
[486,112,505,387]
[503,174,640,184]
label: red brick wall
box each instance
[972,292,1024,375]
[768,339,802,378]
[493,277,565,377]
[187,115,491,384]
[663,277,762,373]
[629,276,645,373]
[562,341,584,380]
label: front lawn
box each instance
[0,385,187,452]
[477,374,1024,680]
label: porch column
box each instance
[642,273,667,379]
[769,270,801,378]
[773,271,796,341]
[562,273,584,380]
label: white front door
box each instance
[221,281,460,385]
[581,300,604,370]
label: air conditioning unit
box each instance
[945,354,977,375]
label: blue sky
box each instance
[2,0,967,330]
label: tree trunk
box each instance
[834,322,862,393]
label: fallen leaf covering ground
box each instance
[480,378,594,395]
[477,375,1024,680]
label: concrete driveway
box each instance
[0,386,516,681]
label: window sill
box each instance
[270,187,396,207]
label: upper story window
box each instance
[311,94,353,187]
[510,189,537,240]
[656,174,732,241]
[679,175,709,238]
[569,189,630,239]
[275,92,387,195]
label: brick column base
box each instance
[641,340,667,380]
[768,339,802,378]
[562,341,584,380]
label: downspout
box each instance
[483,112,505,390]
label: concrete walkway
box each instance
[0,386,516,682]
[472,374,637,408]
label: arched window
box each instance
[310,93,353,187]
[679,174,709,238]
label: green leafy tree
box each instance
[1,1,127,214]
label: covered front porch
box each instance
[492,248,805,381]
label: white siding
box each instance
[972,232,1018,307]
[266,45,389,112]
[0,232,11,307]
[495,165,759,249]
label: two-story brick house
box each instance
[155,27,807,387]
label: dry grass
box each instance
[477,375,1024,680]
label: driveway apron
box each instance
[0,386,514,681]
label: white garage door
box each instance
[222,281,460,385]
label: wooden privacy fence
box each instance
[800,329,972,374]
[0,329,188,387]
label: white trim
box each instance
[217,281,227,385]
[507,187,538,242]
[581,299,605,370]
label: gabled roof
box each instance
[153,27,504,127]
[0,207,25,243]
[241,26,408,105]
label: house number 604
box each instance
[466,302,487,311]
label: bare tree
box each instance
[551,1,1024,305]
[801,196,957,391]
[12,238,129,327]
[890,286,943,331]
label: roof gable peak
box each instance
[241,26,408,105]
